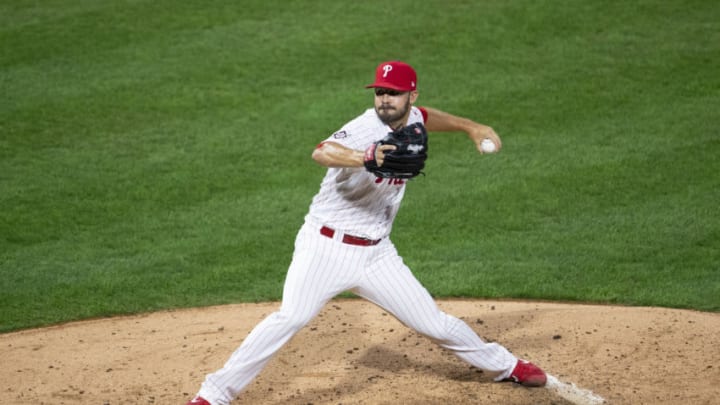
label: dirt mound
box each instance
[2,299,718,404]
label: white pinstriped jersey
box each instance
[194,62,529,404]
[306,106,426,240]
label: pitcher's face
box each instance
[373,88,418,128]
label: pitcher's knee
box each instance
[413,323,445,341]
[271,309,315,333]
[410,312,461,343]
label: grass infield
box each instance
[1,0,719,332]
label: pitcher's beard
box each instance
[376,101,410,128]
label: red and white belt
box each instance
[319,226,381,247]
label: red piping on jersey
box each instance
[418,106,428,123]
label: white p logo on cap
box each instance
[382,64,393,78]
[366,61,417,91]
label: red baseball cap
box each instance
[365,61,417,92]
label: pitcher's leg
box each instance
[197,226,363,404]
[197,306,318,404]
[353,246,517,378]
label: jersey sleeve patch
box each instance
[332,130,349,139]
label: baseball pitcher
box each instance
[186,61,546,405]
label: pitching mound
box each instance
[2,299,718,404]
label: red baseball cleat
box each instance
[504,359,547,387]
[186,396,211,405]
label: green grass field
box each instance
[2,0,719,333]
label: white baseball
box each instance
[480,138,497,153]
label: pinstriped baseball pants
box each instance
[197,220,517,404]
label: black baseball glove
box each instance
[364,122,428,179]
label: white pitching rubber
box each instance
[545,374,606,405]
